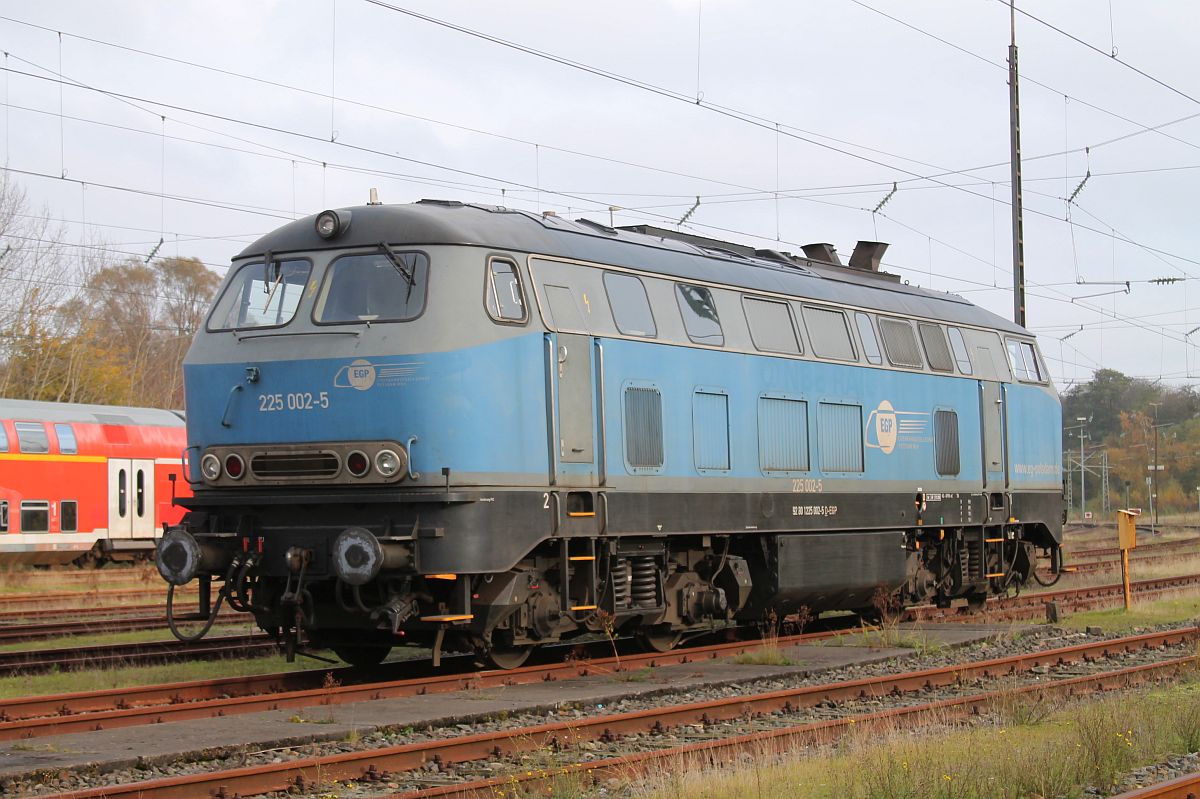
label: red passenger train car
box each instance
[0,399,190,565]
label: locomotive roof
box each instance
[239,201,1029,336]
[0,398,185,427]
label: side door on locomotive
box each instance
[528,258,606,492]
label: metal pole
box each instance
[1008,0,1026,327]
[1079,430,1086,518]
[1153,423,1160,533]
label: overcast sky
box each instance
[2,0,1198,388]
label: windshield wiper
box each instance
[378,241,416,301]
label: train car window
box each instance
[54,423,78,455]
[20,501,49,533]
[604,273,657,337]
[1021,342,1044,381]
[743,296,800,355]
[818,402,864,472]
[1005,338,1044,381]
[947,327,973,375]
[693,390,730,471]
[485,258,526,323]
[315,251,429,324]
[118,469,127,518]
[855,312,882,365]
[934,409,961,476]
[0,500,7,532]
[60,500,78,533]
[803,306,856,361]
[624,386,664,469]
[543,285,590,333]
[13,422,49,453]
[675,284,724,346]
[0,424,7,452]
[759,397,809,471]
[208,259,310,331]
[136,470,145,517]
[878,318,924,368]
[918,323,954,372]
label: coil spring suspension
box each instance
[630,556,659,608]
[612,558,631,608]
[966,537,983,580]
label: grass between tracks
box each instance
[1059,593,1200,633]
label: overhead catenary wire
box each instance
[2,7,1190,379]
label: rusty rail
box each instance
[36,626,1198,799]
[1110,772,1200,799]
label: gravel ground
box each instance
[1094,753,1200,796]
[7,621,1197,797]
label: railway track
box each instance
[0,633,277,675]
[1113,772,1200,798]
[1068,534,1200,560]
[0,627,849,739]
[34,626,1200,799]
[0,586,195,613]
[0,601,164,623]
[4,570,1198,734]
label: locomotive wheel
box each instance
[331,644,392,668]
[486,644,533,670]
[637,624,682,653]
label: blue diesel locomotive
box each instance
[156,199,1064,667]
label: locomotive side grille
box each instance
[624,387,664,468]
[251,452,341,478]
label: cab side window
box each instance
[485,258,527,323]
[0,424,7,452]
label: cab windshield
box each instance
[208,259,311,331]
[314,251,429,324]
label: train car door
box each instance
[109,459,156,538]
[542,284,596,487]
[107,459,133,539]
[979,381,1007,492]
[130,459,156,538]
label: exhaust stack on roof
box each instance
[801,243,841,265]
[848,241,889,272]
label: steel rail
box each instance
[35,628,1199,799]
[0,627,850,739]
[388,655,1200,799]
[1110,771,1200,799]
[0,587,195,612]
[0,602,164,623]
[1069,534,1200,559]
[0,615,250,645]
[0,634,276,675]
[6,571,1199,734]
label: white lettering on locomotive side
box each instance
[258,392,330,412]
[791,478,823,493]
[791,505,839,517]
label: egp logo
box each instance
[867,400,898,454]
[864,400,930,455]
[334,359,376,391]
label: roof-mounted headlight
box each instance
[315,209,352,240]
